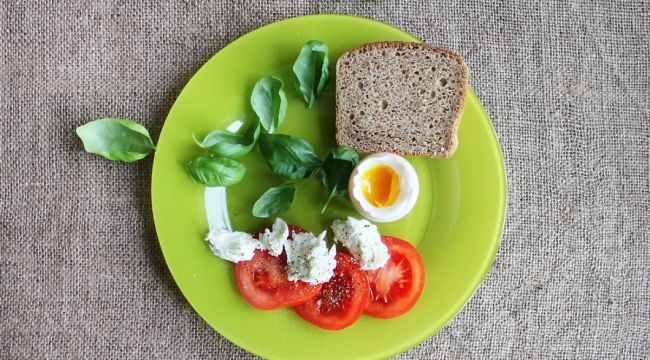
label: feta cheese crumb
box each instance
[331,216,390,270]
[258,218,289,256]
[205,228,261,263]
[285,231,337,285]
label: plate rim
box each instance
[151,13,507,360]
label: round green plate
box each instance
[152,14,506,360]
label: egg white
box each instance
[348,153,419,223]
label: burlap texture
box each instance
[1,1,648,359]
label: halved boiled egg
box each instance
[348,153,419,223]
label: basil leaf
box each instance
[75,118,155,162]
[252,182,297,218]
[186,155,246,187]
[258,134,321,180]
[193,121,260,158]
[251,76,287,133]
[292,40,330,108]
[320,146,360,213]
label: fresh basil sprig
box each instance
[320,146,360,213]
[193,121,260,158]
[258,133,321,180]
[186,155,246,187]
[252,182,297,218]
[75,118,155,162]
[293,40,330,108]
[251,76,287,133]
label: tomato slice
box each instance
[364,235,425,319]
[235,225,322,310]
[293,253,369,330]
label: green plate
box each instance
[152,14,506,360]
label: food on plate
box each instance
[331,216,389,270]
[205,218,291,262]
[284,231,337,285]
[335,41,469,158]
[236,225,323,310]
[258,133,322,180]
[293,40,330,108]
[293,253,370,330]
[348,153,419,222]
[258,217,290,256]
[186,155,247,187]
[84,34,453,336]
[320,146,360,213]
[252,182,297,218]
[205,227,260,262]
[194,39,442,330]
[364,235,425,319]
[207,215,425,328]
[207,220,337,288]
[192,120,260,158]
[251,76,287,134]
[253,134,360,217]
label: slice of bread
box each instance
[335,42,469,158]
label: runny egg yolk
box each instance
[361,165,400,207]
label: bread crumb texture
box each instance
[335,42,469,158]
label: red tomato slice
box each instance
[235,225,322,310]
[364,235,425,319]
[293,253,370,330]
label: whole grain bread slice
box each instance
[335,42,469,158]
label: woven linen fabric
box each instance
[1,1,648,359]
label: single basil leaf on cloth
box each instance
[186,155,246,187]
[292,40,330,108]
[75,118,155,162]
[193,120,260,158]
[252,182,297,218]
[321,146,360,213]
[251,76,287,133]
[258,133,322,180]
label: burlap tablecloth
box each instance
[1,1,648,359]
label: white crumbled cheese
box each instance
[205,228,262,263]
[258,218,289,256]
[284,231,337,285]
[331,216,390,270]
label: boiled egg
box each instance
[348,153,419,222]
